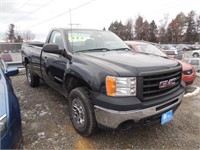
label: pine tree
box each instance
[174,12,187,43]
[6,24,15,42]
[134,16,144,40]
[108,20,133,40]
[185,11,198,43]
[149,20,158,42]
[142,20,150,41]
[124,19,134,40]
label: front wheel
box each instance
[68,87,98,136]
[26,64,40,87]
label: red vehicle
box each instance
[125,41,196,86]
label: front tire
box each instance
[68,87,98,136]
[26,64,40,87]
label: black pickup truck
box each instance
[22,28,185,136]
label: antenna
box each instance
[69,8,72,29]
[68,9,81,52]
[68,23,81,27]
[69,8,73,51]
[68,8,81,28]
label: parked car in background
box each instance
[125,41,196,86]
[160,44,183,60]
[183,58,200,72]
[177,44,191,51]
[125,41,167,57]
[0,59,23,149]
[163,50,180,59]
[192,50,200,57]
[175,59,196,86]
[192,44,200,50]
[0,53,13,62]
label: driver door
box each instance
[41,30,67,92]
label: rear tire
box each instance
[26,64,40,87]
[68,87,98,136]
[193,53,199,57]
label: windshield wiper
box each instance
[76,48,111,53]
[111,48,131,51]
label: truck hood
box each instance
[75,51,180,76]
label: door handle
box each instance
[44,56,48,62]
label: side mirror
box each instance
[6,68,19,76]
[42,44,63,55]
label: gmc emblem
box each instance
[159,78,176,89]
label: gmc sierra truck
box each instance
[21,28,185,136]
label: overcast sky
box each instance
[0,0,200,41]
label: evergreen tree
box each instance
[6,24,15,42]
[124,19,134,40]
[134,16,144,40]
[185,11,198,43]
[158,27,167,43]
[108,20,133,40]
[142,20,150,41]
[174,12,187,43]
[108,20,124,39]
[149,20,158,42]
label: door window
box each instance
[49,31,64,49]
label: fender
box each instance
[63,62,106,92]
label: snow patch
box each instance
[184,86,200,98]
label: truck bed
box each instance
[23,42,44,48]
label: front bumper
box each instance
[94,92,184,129]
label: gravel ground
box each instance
[11,75,200,150]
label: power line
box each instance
[14,0,53,23]
[24,0,95,30]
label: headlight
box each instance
[183,69,193,75]
[0,114,7,136]
[106,76,136,96]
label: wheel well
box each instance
[24,57,29,66]
[65,75,92,94]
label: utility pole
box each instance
[68,8,81,28]
[69,8,72,29]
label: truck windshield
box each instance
[66,29,129,52]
